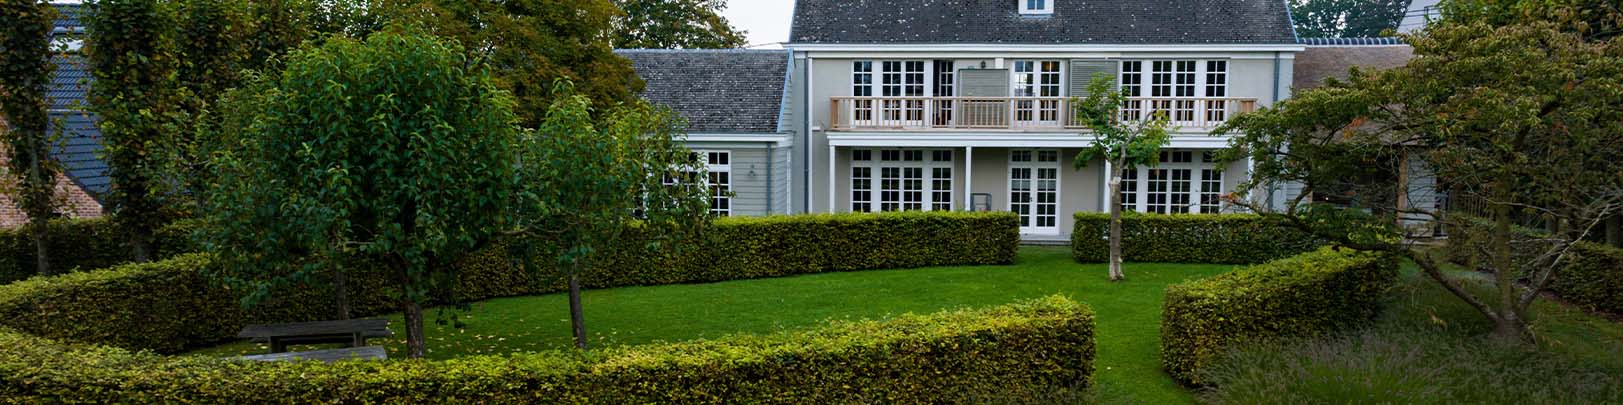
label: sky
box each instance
[719,1,797,48]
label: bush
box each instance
[0,212,1021,353]
[1071,213,1322,265]
[1446,217,1623,315]
[0,217,201,284]
[0,296,1093,403]
[1160,247,1398,386]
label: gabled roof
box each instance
[1293,43,1414,90]
[790,0,1297,45]
[48,3,108,198]
[616,49,791,134]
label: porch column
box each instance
[964,146,974,211]
[827,145,837,213]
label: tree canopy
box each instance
[0,0,62,275]
[612,0,747,49]
[1290,0,1410,37]
[1216,2,1623,340]
[203,28,521,358]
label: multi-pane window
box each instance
[1020,0,1053,14]
[852,62,874,122]
[934,60,956,126]
[1013,60,1062,125]
[1122,60,1230,124]
[880,61,927,123]
[1010,150,1061,233]
[666,150,732,217]
[852,149,954,212]
[1119,150,1227,215]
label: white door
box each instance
[1010,150,1061,234]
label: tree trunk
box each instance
[568,259,589,350]
[1490,179,1532,342]
[1607,214,1621,249]
[401,299,426,358]
[131,228,153,263]
[30,223,50,276]
[1108,168,1125,282]
[334,266,351,320]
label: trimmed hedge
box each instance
[1447,217,1623,315]
[1160,247,1398,386]
[0,217,200,284]
[0,296,1094,403]
[1072,213,1323,265]
[0,212,1020,353]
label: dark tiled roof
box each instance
[1298,37,1407,46]
[48,4,107,197]
[790,0,1297,45]
[1293,45,1414,90]
[616,49,791,134]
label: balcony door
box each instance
[1012,61,1063,128]
[879,61,927,127]
[1009,150,1061,235]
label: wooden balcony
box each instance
[828,96,1259,132]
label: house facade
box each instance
[773,0,1302,239]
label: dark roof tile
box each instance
[616,49,791,134]
[791,0,1297,45]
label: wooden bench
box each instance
[234,346,387,363]
[237,319,393,354]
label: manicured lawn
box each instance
[190,246,1233,404]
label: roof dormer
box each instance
[1019,0,1054,15]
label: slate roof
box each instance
[616,49,791,134]
[790,0,1298,45]
[1293,44,1414,90]
[36,3,108,198]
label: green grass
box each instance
[1199,261,1623,403]
[189,246,1232,404]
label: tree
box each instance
[1290,0,1409,38]
[1072,74,1173,282]
[612,0,747,49]
[0,0,61,276]
[384,0,643,127]
[170,0,251,206]
[85,0,180,263]
[510,82,711,349]
[203,28,520,358]
[244,0,382,73]
[1214,4,1623,341]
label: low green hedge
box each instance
[1446,217,1623,315]
[1160,247,1398,386]
[1071,213,1323,265]
[0,217,200,284]
[0,212,1020,353]
[0,296,1094,403]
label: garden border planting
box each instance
[0,212,1020,353]
[0,217,198,284]
[1447,217,1623,315]
[1071,213,1322,265]
[1160,247,1398,386]
[0,295,1093,403]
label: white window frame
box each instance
[1009,149,1062,235]
[851,148,954,212]
[1020,0,1055,15]
[1011,60,1065,127]
[852,60,933,127]
[1121,150,1232,215]
[1118,59,1229,125]
[670,150,733,217]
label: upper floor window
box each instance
[1020,0,1054,15]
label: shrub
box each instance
[0,296,1094,403]
[1071,213,1322,265]
[0,218,199,284]
[1446,217,1623,315]
[1160,247,1398,386]
[0,212,1020,353]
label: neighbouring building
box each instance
[0,2,106,227]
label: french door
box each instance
[1010,150,1061,234]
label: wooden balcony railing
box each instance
[828,96,1259,131]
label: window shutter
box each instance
[958,69,1010,97]
[1069,60,1118,97]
